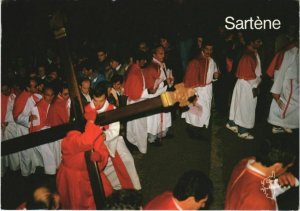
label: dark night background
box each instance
[1,0,298,69]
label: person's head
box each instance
[159,37,169,49]
[97,48,108,62]
[111,74,123,92]
[132,51,148,68]
[37,64,47,78]
[81,61,95,78]
[58,83,70,101]
[197,35,204,49]
[138,41,149,53]
[202,41,214,58]
[152,45,165,63]
[92,82,108,109]
[36,78,46,94]
[1,79,12,96]
[173,170,213,210]
[26,185,60,210]
[110,54,122,69]
[43,86,55,104]
[26,77,38,94]
[104,189,142,210]
[79,78,91,95]
[244,32,263,50]
[255,138,296,177]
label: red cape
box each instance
[144,192,178,210]
[30,99,50,133]
[225,157,276,210]
[183,56,209,87]
[266,43,297,78]
[47,96,69,127]
[1,94,9,123]
[123,64,144,101]
[236,49,258,80]
[13,91,32,121]
[143,62,160,90]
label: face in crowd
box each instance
[92,94,106,109]
[202,45,213,58]
[61,88,70,101]
[80,80,91,95]
[153,46,165,63]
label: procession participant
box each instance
[226,33,263,140]
[182,40,220,129]
[143,45,173,145]
[267,40,299,134]
[13,77,42,176]
[85,83,141,190]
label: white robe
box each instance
[268,47,299,129]
[229,54,262,129]
[2,93,19,176]
[31,103,61,175]
[90,100,141,190]
[182,57,218,128]
[146,59,172,141]
[15,93,43,176]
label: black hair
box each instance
[80,60,95,72]
[26,184,58,210]
[132,50,148,62]
[111,74,123,84]
[152,45,164,55]
[244,31,262,45]
[173,170,213,202]
[104,189,142,210]
[256,137,296,168]
[78,77,91,86]
[93,81,108,98]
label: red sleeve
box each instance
[62,122,102,155]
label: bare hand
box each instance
[213,71,221,79]
[277,99,286,110]
[29,114,38,122]
[278,172,297,187]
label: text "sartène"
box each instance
[225,16,281,30]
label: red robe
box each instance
[143,62,160,90]
[47,96,69,127]
[183,56,209,88]
[56,122,113,210]
[225,157,276,210]
[144,192,179,210]
[123,64,144,101]
[235,49,258,80]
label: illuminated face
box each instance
[61,88,70,101]
[202,45,213,58]
[153,47,165,63]
[110,60,119,69]
[80,80,90,95]
[252,39,263,49]
[43,88,55,104]
[160,38,169,49]
[97,51,107,62]
[138,42,148,52]
[113,81,122,92]
[28,80,38,93]
[197,37,203,48]
[93,94,106,109]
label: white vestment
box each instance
[2,93,19,176]
[182,58,218,128]
[268,47,299,129]
[146,59,172,141]
[15,93,43,176]
[90,100,141,190]
[229,54,262,129]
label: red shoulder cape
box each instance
[123,64,144,101]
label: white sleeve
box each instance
[270,178,299,198]
[104,121,120,141]
[140,85,167,99]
